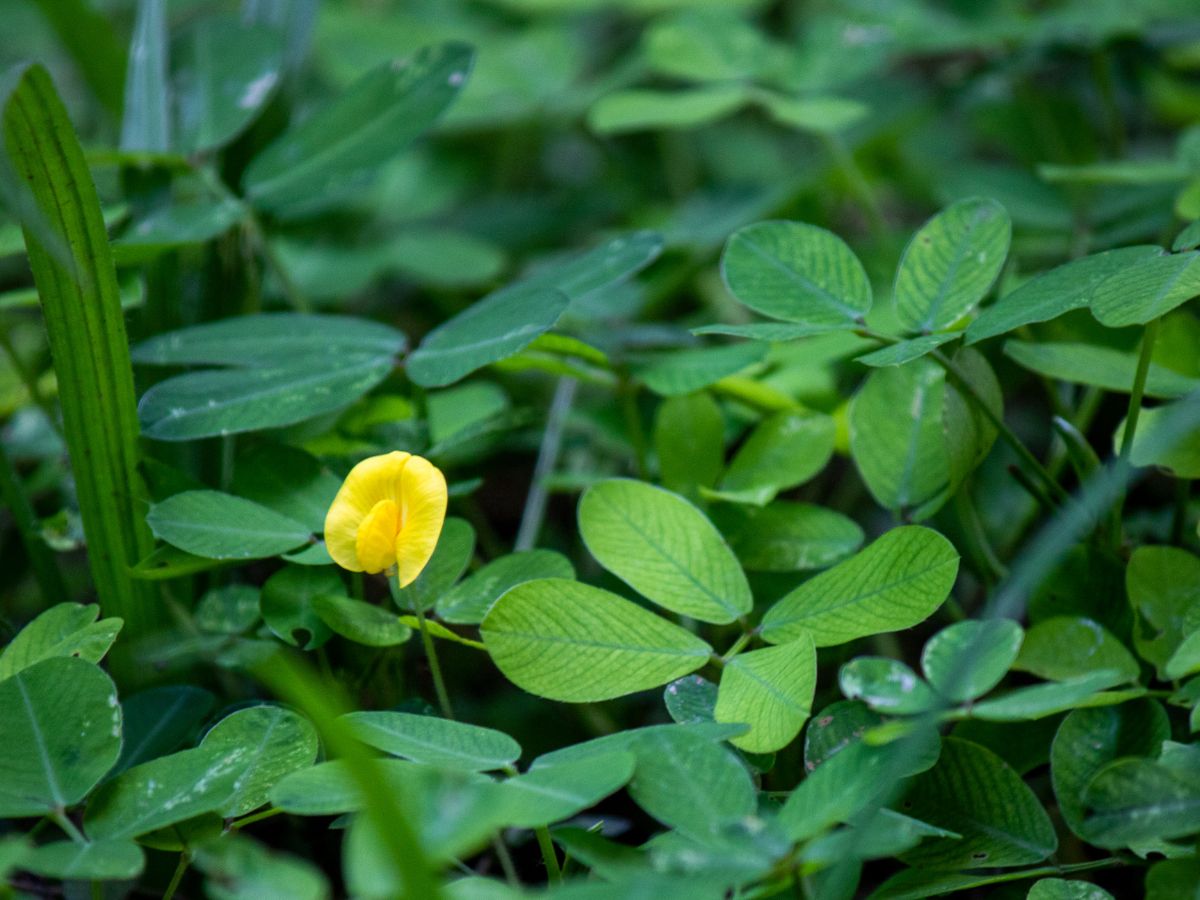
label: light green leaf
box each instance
[714,635,816,752]
[758,92,869,135]
[194,835,329,900]
[921,619,1024,703]
[392,517,475,613]
[1051,699,1169,841]
[1166,629,1200,680]
[1119,400,1200,478]
[849,358,952,518]
[85,744,248,840]
[1026,879,1115,900]
[261,565,340,649]
[1004,340,1200,398]
[270,759,417,816]
[22,840,144,881]
[654,392,724,496]
[894,198,1011,333]
[200,705,319,817]
[341,711,521,772]
[139,355,395,441]
[120,0,170,153]
[481,579,712,702]
[721,220,871,328]
[588,85,748,133]
[898,737,1057,869]
[693,321,838,341]
[522,230,663,310]
[406,283,570,388]
[313,595,413,647]
[1016,617,1139,684]
[132,313,406,367]
[721,501,863,572]
[644,8,770,83]
[760,526,959,647]
[0,603,122,680]
[1128,545,1200,678]
[969,671,1127,721]
[1092,251,1200,327]
[838,657,939,714]
[494,752,635,828]
[635,341,768,396]
[244,43,473,215]
[855,333,959,368]
[719,410,835,503]
[1083,758,1200,847]
[0,657,121,817]
[172,16,282,153]
[147,490,311,560]
[578,479,751,624]
[966,246,1164,345]
[436,549,574,625]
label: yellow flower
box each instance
[324,451,447,584]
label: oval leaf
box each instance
[921,619,1024,703]
[341,711,521,772]
[714,635,817,753]
[146,490,311,560]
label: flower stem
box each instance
[162,850,191,900]
[412,596,455,720]
[536,826,563,882]
[1111,316,1161,547]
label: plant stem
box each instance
[1111,316,1161,546]
[492,834,521,887]
[535,826,563,882]
[821,132,887,239]
[161,850,191,900]
[51,809,86,844]
[227,806,284,831]
[515,377,576,551]
[410,592,455,720]
[618,375,650,480]
[721,630,753,663]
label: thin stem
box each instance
[954,485,1006,585]
[227,806,284,831]
[618,376,650,480]
[820,132,887,239]
[515,377,577,551]
[161,850,191,900]
[492,834,520,888]
[1112,317,1161,546]
[535,826,563,883]
[51,809,86,844]
[412,597,455,720]
[721,631,753,663]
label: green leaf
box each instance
[1083,757,1200,847]
[522,230,663,310]
[194,835,329,900]
[966,246,1164,345]
[1092,251,1200,327]
[942,347,1002,493]
[113,196,247,263]
[22,839,144,881]
[1051,699,1169,841]
[803,701,884,770]
[261,565,341,649]
[720,220,872,329]
[849,359,952,517]
[893,198,1011,333]
[1128,545,1200,678]
[921,619,1024,703]
[494,752,635,828]
[133,313,406,368]
[665,675,719,725]
[969,671,1128,721]
[231,443,342,534]
[0,657,121,817]
[341,711,521,772]
[481,579,713,702]
[1004,340,1200,398]
[406,283,570,388]
[85,743,250,840]
[855,333,959,368]
[1166,629,1200,680]
[1119,400,1200,478]
[1026,879,1115,900]
[624,727,756,838]
[1174,220,1200,252]
[436,549,574,625]
[644,9,770,83]
[1,64,159,634]
[392,517,475,613]
[578,479,751,624]
[760,526,959,647]
[195,585,260,635]
[147,490,311,560]
[0,603,122,680]
[120,0,170,152]
[588,85,748,133]
[898,737,1057,869]
[139,355,396,441]
[200,705,319,817]
[172,16,283,153]
[1146,859,1200,899]
[243,43,474,215]
[313,595,413,646]
[838,657,939,714]
[711,640,817,756]
[116,685,215,774]
[758,93,869,135]
[719,411,835,503]
[721,501,863,572]
[655,393,725,496]
[1016,617,1139,684]
[635,341,769,396]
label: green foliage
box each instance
[5,0,1200,895]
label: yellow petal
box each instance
[394,455,448,587]
[355,499,401,574]
[324,451,411,571]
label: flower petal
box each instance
[325,450,411,571]
[394,455,448,587]
[356,499,401,574]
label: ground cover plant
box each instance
[3,0,1200,897]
